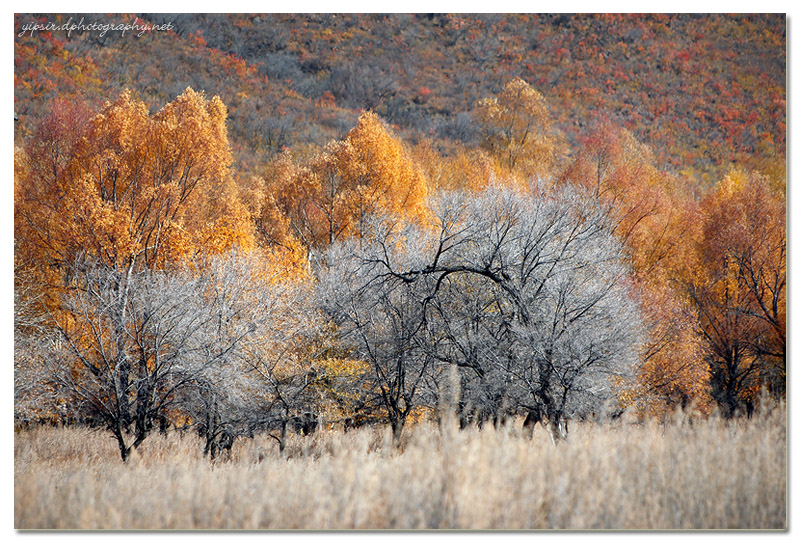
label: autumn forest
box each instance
[13,13,786,530]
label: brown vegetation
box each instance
[15,403,785,530]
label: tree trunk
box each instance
[113,423,131,462]
[117,361,132,432]
[546,411,566,444]
[133,373,152,450]
[522,406,542,438]
[391,415,406,447]
[278,418,288,456]
[710,353,740,419]
[202,403,221,458]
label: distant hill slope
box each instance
[14,13,785,186]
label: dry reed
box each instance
[14,404,786,530]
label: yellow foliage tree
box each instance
[259,111,429,249]
[15,87,254,289]
[688,168,786,417]
[475,77,568,180]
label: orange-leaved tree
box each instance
[562,119,709,417]
[687,168,785,417]
[475,77,568,181]
[15,87,253,289]
[259,111,429,249]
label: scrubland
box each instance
[15,404,785,530]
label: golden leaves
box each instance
[476,77,568,180]
[259,111,430,248]
[338,111,429,226]
[17,88,252,274]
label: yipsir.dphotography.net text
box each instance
[17,16,174,39]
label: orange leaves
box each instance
[613,161,785,417]
[411,139,503,194]
[697,169,786,346]
[685,168,786,414]
[259,111,429,249]
[564,120,700,280]
[338,112,428,224]
[152,88,231,175]
[627,280,710,417]
[700,169,785,287]
[564,120,709,416]
[16,88,253,288]
[475,77,568,180]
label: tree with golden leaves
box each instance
[260,112,429,249]
[687,169,785,417]
[475,77,568,181]
[15,87,253,285]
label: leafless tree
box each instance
[45,259,237,460]
[41,251,317,460]
[174,252,328,457]
[318,183,643,442]
[317,224,439,444]
[430,185,643,438]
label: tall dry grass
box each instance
[14,404,786,530]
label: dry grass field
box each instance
[14,404,786,530]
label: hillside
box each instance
[14,13,786,186]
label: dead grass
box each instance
[14,404,786,529]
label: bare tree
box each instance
[231,276,326,455]
[420,187,640,438]
[174,251,330,458]
[27,247,334,461]
[317,224,439,444]
[45,251,298,461]
[318,183,643,442]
